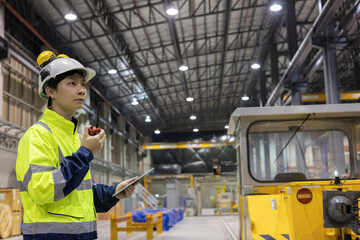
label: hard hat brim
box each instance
[38,57,97,100]
[39,67,96,100]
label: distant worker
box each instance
[16,51,137,240]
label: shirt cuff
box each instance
[77,146,94,163]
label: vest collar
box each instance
[42,108,79,134]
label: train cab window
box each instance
[247,119,351,182]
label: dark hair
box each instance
[46,70,85,108]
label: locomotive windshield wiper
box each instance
[295,134,310,177]
[272,113,311,164]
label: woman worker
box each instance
[16,51,137,239]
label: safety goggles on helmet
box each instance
[37,51,96,100]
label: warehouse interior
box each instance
[0,0,360,239]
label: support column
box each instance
[249,89,258,107]
[270,32,281,106]
[264,135,271,179]
[260,70,267,107]
[292,75,302,105]
[323,20,340,104]
[286,0,301,105]
[286,0,298,60]
[354,61,360,91]
[121,119,126,170]
[0,5,4,118]
[104,103,112,184]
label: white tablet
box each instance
[112,168,154,197]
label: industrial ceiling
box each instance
[4,0,360,135]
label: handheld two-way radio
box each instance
[89,102,101,136]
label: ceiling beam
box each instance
[216,0,232,112]
[164,0,192,115]
[87,0,166,126]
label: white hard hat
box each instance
[38,57,96,100]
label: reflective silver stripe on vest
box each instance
[52,168,66,201]
[58,146,64,164]
[36,121,65,164]
[22,220,97,235]
[34,121,66,200]
[36,121,52,134]
[18,164,67,202]
[18,164,56,192]
[32,164,55,173]
[17,181,26,192]
[77,179,92,191]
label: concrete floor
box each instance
[6,215,239,240]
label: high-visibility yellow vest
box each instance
[16,108,96,236]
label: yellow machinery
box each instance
[110,212,163,240]
[215,186,234,215]
[228,103,360,240]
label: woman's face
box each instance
[47,73,87,114]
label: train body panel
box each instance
[228,104,360,239]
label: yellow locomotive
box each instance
[228,103,360,240]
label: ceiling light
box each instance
[64,13,77,21]
[193,128,199,132]
[190,115,197,120]
[270,3,282,12]
[186,97,194,102]
[131,99,139,106]
[166,7,178,16]
[224,125,229,129]
[179,65,188,71]
[154,129,160,134]
[251,63,261,69]
[108,69,117,74]
[145,116,151,122]
[242,95,250,101]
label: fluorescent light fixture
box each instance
[270,3,282,12]
[251,63,261,69]
[64,13,77,21]
[145,116,151,122]
[190,115,197,120]
[179,65,188,71]
[193,128,199,132]
[224,125,229,129]
[154,129,160,134]
[186,97,194,102]
[131,99,139,105]
[166,7,178,16]
[108,69,117,74]
[242,95,250,101]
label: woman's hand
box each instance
[81,126,106,154]
[115,177,138,199]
